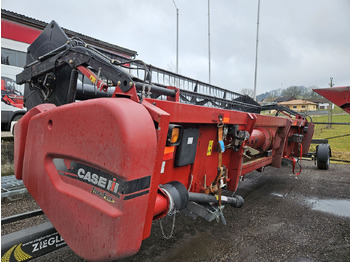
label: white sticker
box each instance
[187,137,194,144]
[221,196,228,202]
[161,161,166,174]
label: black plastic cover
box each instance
[174,128,199,167]
[23,21,75,110]
[26,20,69,64]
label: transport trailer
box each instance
[311,86,350,168]
[4,21,316,261]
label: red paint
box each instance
[15,99,158,261]
[1,20,41,44]
[163,146,175,160]
[152,191,169,218]
[77,66,108,92]
[223,112,230,123]
[313,86,350,114]
[246,129,265,149]
[14,104,56,180]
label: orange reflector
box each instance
[164,146,175,154]
[170,128,180,144]
[163,146,175,160]
[223,113,230,123]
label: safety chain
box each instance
[159,211,176,239]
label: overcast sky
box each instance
[2,0,350,95]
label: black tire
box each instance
[316,144,330,170]
[317,159,329,170]
[12,114,23,122]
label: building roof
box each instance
[279,99,317,105]
[1,9,138,58]
[273,96,296,103]
[260,97,276,103]
[308,97,329,103]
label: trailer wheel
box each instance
[12,114,24,122]
[316,144,331,170]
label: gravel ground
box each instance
[2,160,350,261]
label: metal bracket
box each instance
[181,202,226,224]
[229,124,250,151]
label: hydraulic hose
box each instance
[188,192,244,208]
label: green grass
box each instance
[330,105,346,114]
[311,113,350,162]
[311,113,350,122]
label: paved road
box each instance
[2,160,350,261]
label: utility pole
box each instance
[253,0,261,101]
[172,0,179,75]
[208,0,211,85]
[328,77,334,128]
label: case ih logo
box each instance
[76,167,119,195]
[53,158,151,201]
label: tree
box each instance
[307,86,322,98]
[241,88,254,98]
[281,86,303,98]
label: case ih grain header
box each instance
[2,21,322,261]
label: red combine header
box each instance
[1,77,24,108]
[313,86,350,114]
[8,21,319,261]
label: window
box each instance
[302,106,305,108]
[1,48,26,68]
[293,106,297,109]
